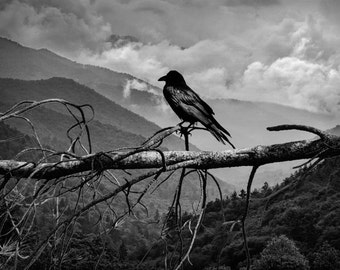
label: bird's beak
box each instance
[158,75,167,81]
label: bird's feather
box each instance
[182,86,215,116]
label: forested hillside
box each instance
[137,156,340,269]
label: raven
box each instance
[158,70,235,148]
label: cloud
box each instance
[230,57,340,113]
[93,0,283,47]
[78,11,340,113]
[319,0,340,26]
[0,0,111,56]
[123,78,169,113]
[224,0,280,7]
[224,14,340,114]
[123,78,158,98]
[186,68,230,98]
[78,38,250,98]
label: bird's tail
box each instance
[205,118,235,149]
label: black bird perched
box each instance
[158,70,235,148]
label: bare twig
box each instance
[241,166,259,270]
[174,169,207,270]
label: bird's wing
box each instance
[180,101,234,146]
[180,87,215,116]
[179,87,232,138]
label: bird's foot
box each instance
[178,123,193,138]
[176,122,195,139]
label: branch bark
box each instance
[1,132,339,180]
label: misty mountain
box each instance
[1,37,337,146]
[1,37,338,190]
[0,77,197,151]
[0,36,161,110]
[0,101,148,159]
[328,125,340,136]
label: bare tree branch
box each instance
[1,129,339,180]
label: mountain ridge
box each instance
[0,36,157,107]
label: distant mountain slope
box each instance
[328,125,340,136]
[0,101,145,152]
[0,37,160,109]
[0,77,196,151]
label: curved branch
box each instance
[267,124,329,140]
[242,166,259,270]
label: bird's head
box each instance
[158,70,187,86]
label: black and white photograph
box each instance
[0,0,340,269]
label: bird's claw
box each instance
[176,121,196,138]
[179,125,192,137]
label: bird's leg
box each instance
[176,121,185,136]
[178,123,189,136]
[177,121,187,136]
[176,122,193,150]
[181,123,194,151]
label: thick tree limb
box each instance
[1,133,339,180]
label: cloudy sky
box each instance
[1,0,340,114]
